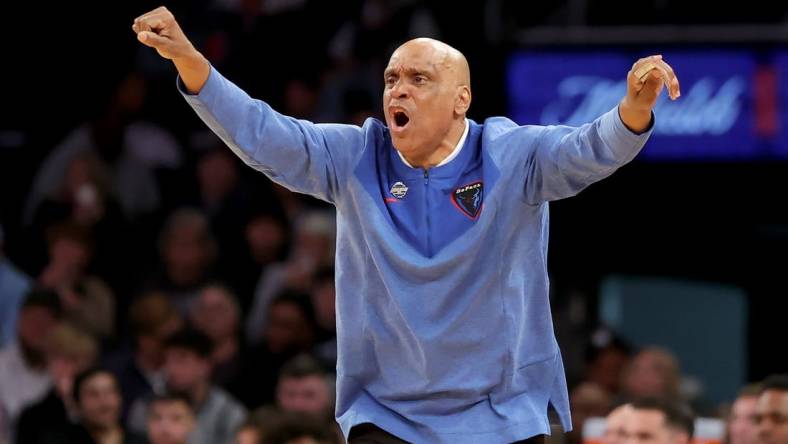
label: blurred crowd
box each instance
[1,1,788,444]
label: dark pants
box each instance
[348,423,547,444]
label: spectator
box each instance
[0,290,61,442]
[585,333,632,396]
[261,412,337,444]
[189,284,242,390]
[37,223,116,340]
[68,368,146,444]
[146,393,196,444]
[309,267,337,368]
[0,225,32,348]
[235,210,289,310]
[235,291,319,408]
[107,292,182,420]
[621,347,681,402]
[127,329,246,444]
[147,209,217,314]
[246,210,335,345]
[625,398,694,444]
[15,323,99,443]
[276,354,334,421]
[603,403,633,444]
[568,382,612,444]
[727,384,762,444]
[756,374,788,444]
[24,71,181,223]
[28,152,130,291]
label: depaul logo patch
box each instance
[451,181,483,219]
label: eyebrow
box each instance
[384,67,433,78]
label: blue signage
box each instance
[507,50,786,161]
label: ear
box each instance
[454,85,471,116]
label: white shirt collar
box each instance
[397,119,469,169]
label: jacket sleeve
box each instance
[179,66,367,204]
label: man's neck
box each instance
[190,381,210,408]
[88,425,123,444]
[403,118,467,169]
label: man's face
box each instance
[756,390,788,444]
[277,375,331,416]
[147,401,195,444]
[625,409,688,444]
[77,372,121,430]
[164,348,210,393]
[383,42,460,157]
[604,405,633,444]
[18,306,58,352]
[729,395,759,444]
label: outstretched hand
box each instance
[619,54,681,133]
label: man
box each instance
[69,368,146,444]
[107,292,181,420]
[625,398,694,444]
[727,384,761,444]
[15,322,99,444]
[0,290,61,442]
[276,354,334,421]
[604,404,633,444]
[127,329,246,444]
[146,393,196,444]
[755,374,788,444]
[132,6,681,443]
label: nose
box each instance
[389,79,409,99]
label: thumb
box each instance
[137,30,169,48]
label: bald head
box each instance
[392,38,470,89]
[383,38,472,167]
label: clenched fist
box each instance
[132,6,209,94]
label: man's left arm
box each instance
[522,55,680,204]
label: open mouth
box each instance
[393,110,410,129]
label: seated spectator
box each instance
[755,374,788,444]
[146,209,217,314]
[309,268,336,368]
[621,347,681,402]
[127,329,246,444]
[15,323,99,443]
[602,403,633,444]
[568,382,612,444]
[261,412,337,444]
[246,210,335,345]
[146,393,196,444]
[29,151,129,293]
[67,368,146,444]
[234,291,319,408]
[584,332,632,396]
[24,71,181,224]
[37,223,115,340]
[276,354,334,422]
[626,398,694,444]
[0,290,61,442]
[727,384,762,444]
[189,284,242,390]
[107,292,182,420]
[0,225,32,348]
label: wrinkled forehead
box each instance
[385,44,447,75]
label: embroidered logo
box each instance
[390,181,409,199]
[451,181,483,219]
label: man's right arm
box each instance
[132,7,365,204]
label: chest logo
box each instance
[451,181,483,219]
[390,181,409,199]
